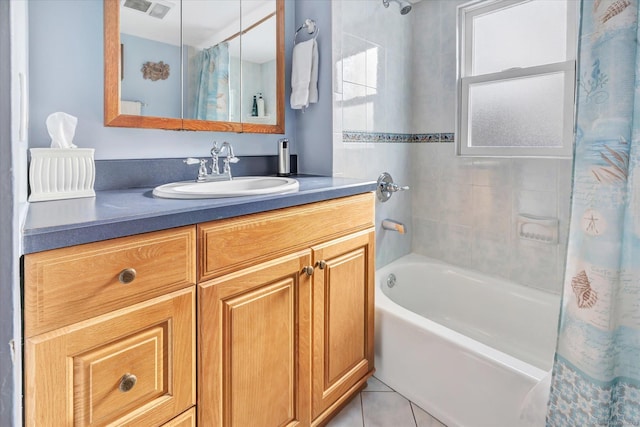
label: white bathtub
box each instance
[374,254,561,427]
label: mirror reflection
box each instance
[113,0,281,131]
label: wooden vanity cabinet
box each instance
[198,193,375,426]
[23,193,374,427]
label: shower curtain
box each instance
[547,0,640,425]
[194,42,230,121]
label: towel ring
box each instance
[294,18,319,44]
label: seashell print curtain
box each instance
[547,0,640,425]
[194,42,230,121]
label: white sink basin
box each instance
[153,176,299,199]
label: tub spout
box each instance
[382,219,406,234]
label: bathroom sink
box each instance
[152,176,299,199]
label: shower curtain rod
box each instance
[221,12,276,43]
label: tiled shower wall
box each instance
[332,0,572,293]
[411,145,572,293]
[409,0,571,293]
[332,0,414,267]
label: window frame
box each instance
[456,0,578,158]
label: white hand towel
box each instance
[120,100,142,115]
[308,39,318,104]
[290,38,318,109]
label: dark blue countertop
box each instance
[23,176,377,254]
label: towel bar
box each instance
[294,18,319,43]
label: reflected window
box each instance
[337,38,380,131]
[457,0,577,157]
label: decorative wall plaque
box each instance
[141,61,170,81]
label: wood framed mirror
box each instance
[104,0,284,133]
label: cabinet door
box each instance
[311,230,375,420]
[198,251,312,427]
[24,287,195,427]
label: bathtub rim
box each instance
[375,253,554,383]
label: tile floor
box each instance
[326,376,447,427]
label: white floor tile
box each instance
[325,394,363,427]
[361,391,416,427]
[327,377,447,427]
[365,376,394,392]
[412,402,447,427]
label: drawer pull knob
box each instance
[118,268,137,284]
[119,373,137,392]
[302,266,314,276]
[316,260,327,269]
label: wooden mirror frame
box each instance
[104,0,285,133]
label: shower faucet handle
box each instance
[377,172,409,202]
[386,183,410,192]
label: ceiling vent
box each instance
[122,0,174,19]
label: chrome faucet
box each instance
[211,141,239,180]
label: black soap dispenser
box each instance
[277,138,291,176]
[251,95,258,117]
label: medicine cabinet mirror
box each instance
[104,0,284,133]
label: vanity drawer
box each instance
[25,287,195,427]
[162,407,196,427]
[24,226,196,337]
[198,193,375,281]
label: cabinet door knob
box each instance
[316,260,327,269]
[118,268,137,284]
[302,266,314,276]
[118,373,137,392]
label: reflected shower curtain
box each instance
[547,0,640,425]
[194,42,230,121]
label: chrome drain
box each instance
[386,273,397,288]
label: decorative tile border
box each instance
[440,133,455,143]
[342,131,455,143]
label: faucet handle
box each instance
[222,157,239,174]
[386,183,410,192]
[184,158,209,182]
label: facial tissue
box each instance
[46,112,78,149]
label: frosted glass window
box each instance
[472,1,568,75]
[468,73,565,148]
[456,0,577,157]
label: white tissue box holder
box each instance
[28,148,96,202]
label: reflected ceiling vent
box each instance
[122,0,174,19]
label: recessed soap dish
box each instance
[517,214,558,244]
